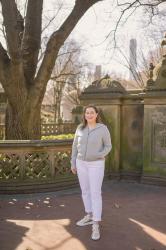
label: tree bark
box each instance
[22,0,43,85]
[5,102,41,140]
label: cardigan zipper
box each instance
[84,127,89,160]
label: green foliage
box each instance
[57,117,63,124]
[71,105,83,114]
[41,134,74,140]
[74,115,81,124]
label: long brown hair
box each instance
[80,104,102,129]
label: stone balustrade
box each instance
[41,123,77,136]
[0,140,78,194]
[0,123,77,139]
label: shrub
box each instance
[41,134,74,140]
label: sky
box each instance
[1,0,165,80]
[42,0,166,80]
[71,0,142,78]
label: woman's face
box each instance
[84,107,98,123]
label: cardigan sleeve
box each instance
[70,127,79,168]
[98,126,112,158]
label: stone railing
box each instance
[0,140,78,194]
[0,123,77,139]
[41,123,77,136]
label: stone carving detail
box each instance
[0,150,72,181]
[146,63,155,87]
[25,153,51,179]
[152,110,166,124]
[160,131,166,148]
[151,110,166,163]
[161,68,166,78]
[0,154,20,180]
[84,74,126,93]
[54,151,71,175]
[146,34,166,90]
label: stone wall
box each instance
[121,97,144,179]
[142,94,166,185]
[80,75,166,185]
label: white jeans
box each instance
[76,159,105,221]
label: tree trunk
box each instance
[5,102,41,140]
[0,0,102,139]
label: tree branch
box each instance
[108,0,166,45]
[16,8,24,46]
[0,42,10,83]
[51,72,81,81]
[0,42,10,64]
[22,0,43,85]
[117,0,166,8]
[0,41,27,106]
[42,4,63,34]
[32,0,102,106]
[0,0,21,62]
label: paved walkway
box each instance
[0,180,166,250]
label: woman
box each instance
[71,104,112,240]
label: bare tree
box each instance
[64,76,82,106]
[0,0,102,139]
[114,41,165,89]
[116,0,166,21]
[106,0,166,88]
[114,1,166,35]
[43,39,85,123]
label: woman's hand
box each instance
[71,167,77,175]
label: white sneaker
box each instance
[91,223,100,240]
[76,214,93,226]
